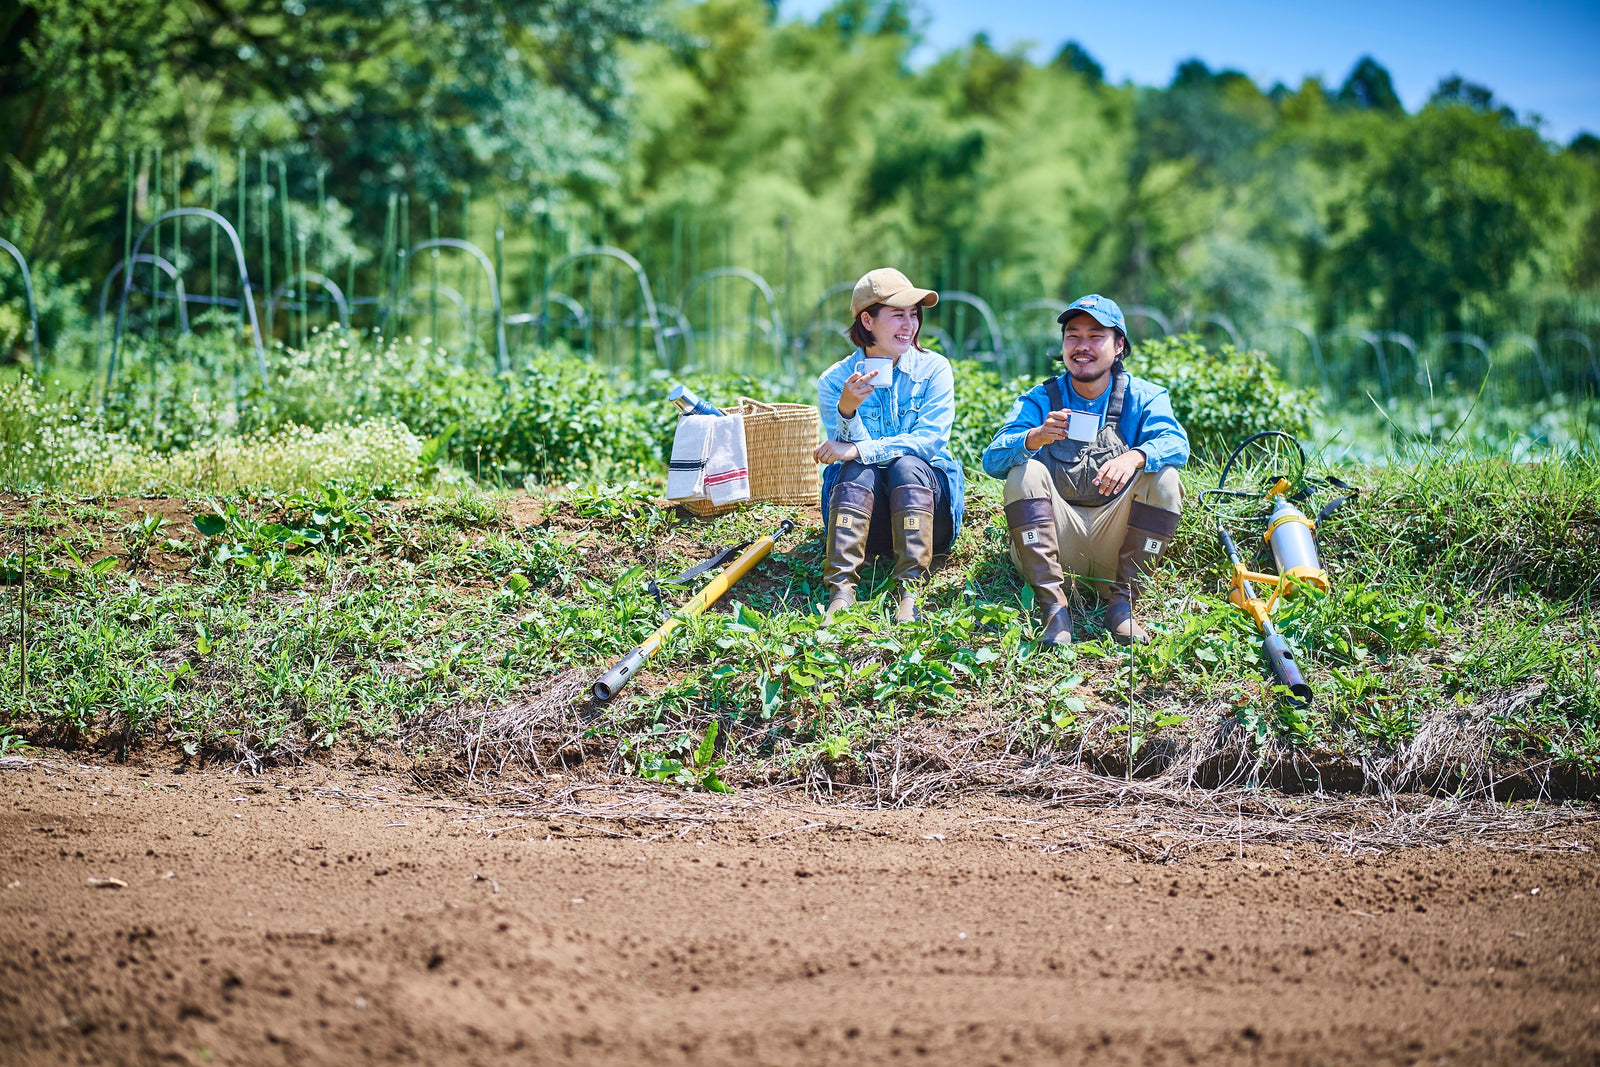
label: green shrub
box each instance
[488,353,661,482]
[1130,334,1316,458]
[948,359,1028,469]
[128,329,667,483]
[100,331,260,451]
[238,328,499,441]
[0,373,74,487]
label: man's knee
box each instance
[1132,465,1182,512]
[886,455,936,489]
[1002,459,1054,506]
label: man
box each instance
[981,294,1188,646]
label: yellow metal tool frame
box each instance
[1227,479,1329,623]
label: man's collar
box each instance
[1058,372,1114,405]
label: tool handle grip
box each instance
[1218,527,1243,564]
[1262,631,1313,706]
[593,645,648,702]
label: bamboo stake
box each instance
[152,147,162,339]
[260,153,272,331]
[277,159,293,346]
[236,148,246,337]
[209,148,219,309]
[429,201,439,348]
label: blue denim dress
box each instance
[817,346,966,541]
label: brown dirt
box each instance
[3,756,1598,1066]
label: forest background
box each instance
[2,0,1598,364]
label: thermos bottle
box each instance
[667,384,726,417]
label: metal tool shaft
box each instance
[593,520,794,701]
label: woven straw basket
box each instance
[681,398,820,517]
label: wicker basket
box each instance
[681,398,820,517]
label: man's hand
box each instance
[813,439,860,465]
[1024,410,1072,451]
[836,370,878,418]
[1093,449,1146,496]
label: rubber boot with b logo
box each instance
[889,484,936,624]
[1106,500,1180,645]
[1005,498,1073,647]
[823,482,874,616]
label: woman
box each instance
[814,268,965,623]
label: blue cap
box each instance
[1056,294,1125,333]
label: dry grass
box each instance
[419,676,1599,860]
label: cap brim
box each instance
[881,287,938,309]
[1057,306,1116,327]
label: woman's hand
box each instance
[836,370,878,418]
[813,440,861,465]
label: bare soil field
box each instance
[2,754,1598,1066]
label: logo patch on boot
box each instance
[837,514,852,528]
[1021,529,1039,545]
[903,516,920,530]
[1144,537,1163,553]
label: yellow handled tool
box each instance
[593,520,794,701]
[1201,431,1354,707]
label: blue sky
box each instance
[780,0,1600,143]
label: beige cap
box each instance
[850,267,938,321]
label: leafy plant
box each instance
[120,512,168,567]
[193,502,310,585]
[285,483,375,551]
[53,540,119,582]
[635,720,731,793]
[1044,674,1087,735]
[1133,334,1317,458]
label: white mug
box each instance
[854,356,896,390]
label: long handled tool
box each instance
[1200,431,1354,707]
[593,519,794,701]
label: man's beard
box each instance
[1065,358,1112,383]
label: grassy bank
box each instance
[0,445,1594,797]
[1,330,1595,797]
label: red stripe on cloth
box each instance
[704,468,749,486]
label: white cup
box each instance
[854,356,896,390]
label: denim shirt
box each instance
[817,346,966,541]
[981,370,1190,481]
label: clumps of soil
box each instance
[2,755,1598,1066]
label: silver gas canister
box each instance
[1263,497,1328,592]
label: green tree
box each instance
[1319,88,1577,327]
[0,0,659,274]
[1335,57,1403,113]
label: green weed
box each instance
[628,720,731,793]
[120,512,168,567]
